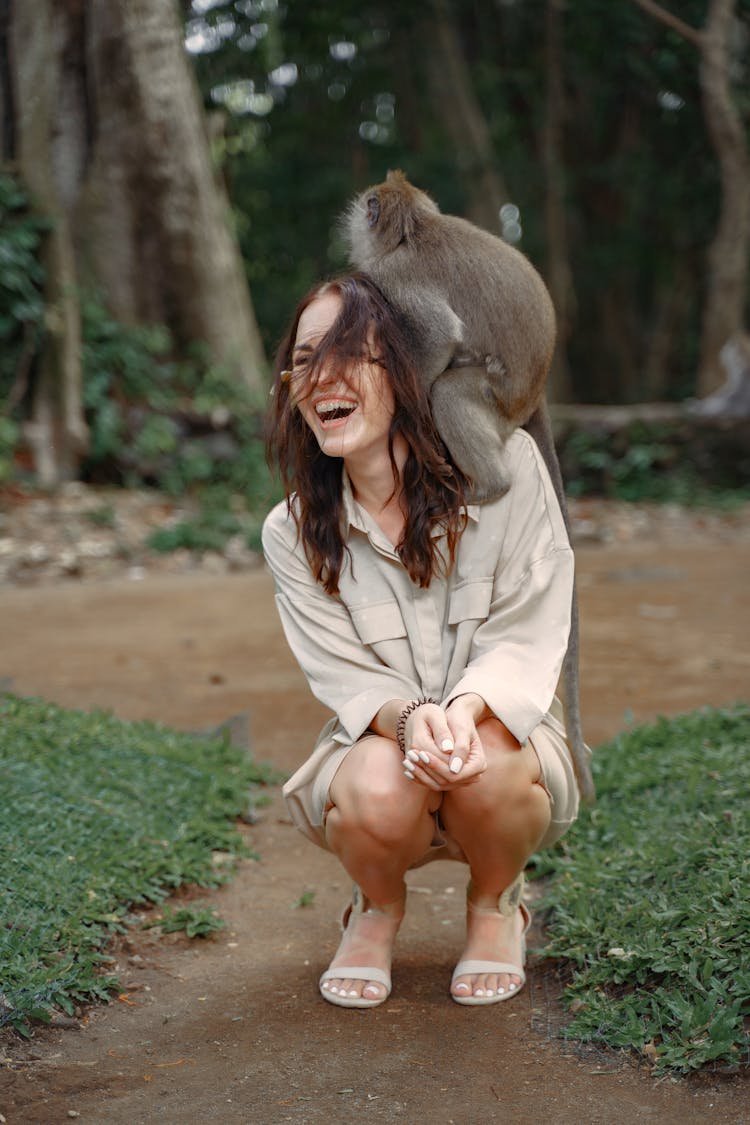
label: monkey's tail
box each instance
[524,403,596,804]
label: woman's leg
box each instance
[322,734,440,1001]
[441,717,551,1000]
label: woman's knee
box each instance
[447,737,546,819]
[329,739,430,847]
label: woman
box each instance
[262,273,580,1009]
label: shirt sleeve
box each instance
[443,434,575,745]
[261,502,419,743]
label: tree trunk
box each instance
[422,0,510,233]
[697,0,749,395]
[9,0,89,486]
[77,0,266,393]
[3,0,266,486]
[542,0,575,402]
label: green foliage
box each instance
[144,903,227,939]
[562,424,750,505]
[0,173,49,402]
[81,296,281,549]
[537,705,750,1074]
[0,416,20,485]
[187,0,750,403]
[0,693,273,1035]
[146,492,243,554]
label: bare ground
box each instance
[1,520,749,1124]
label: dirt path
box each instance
[1,538,749,1124]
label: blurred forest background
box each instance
[1,0,749,525]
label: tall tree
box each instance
[632,0,750,395]
[542,0,575,401]
[421,0,510,233]
[3,0,266,485]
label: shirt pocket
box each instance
[448,578,493,626]
[349,599,407,645]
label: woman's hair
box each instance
[265,273,470,594]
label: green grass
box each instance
[535,704,749,1075]
[0,694,275,1036]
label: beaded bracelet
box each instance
[396,696,437,755]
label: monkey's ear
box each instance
[366,193,381,228]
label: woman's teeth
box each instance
[315,400,356,422]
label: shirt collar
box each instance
[341,467,481,539]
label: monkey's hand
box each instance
[448,350,506,379]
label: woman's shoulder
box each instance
[261,496,300,557]
[506,427,544,469]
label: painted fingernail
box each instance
[449,756,463,773]
[441,738,454,752]
[403,768,415,780]
[419,751,431,764]
[407,749,420,763]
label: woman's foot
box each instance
[450,879,530,1003]
[319,886,405,1007]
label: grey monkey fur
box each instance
[345,170,594,802]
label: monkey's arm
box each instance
[384,284,466,384]
[430,366,517,501]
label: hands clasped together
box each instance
[400,695,488,790]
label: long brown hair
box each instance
[265,274,470,594]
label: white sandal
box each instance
[319,885,402,1009]
[451,874,531,1006]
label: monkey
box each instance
[345,169,555,501]
[344,169,594,803]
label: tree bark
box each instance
[4,0,266,486]
[697,0,749,394]
[542,0,575,402]
[77,0,266,393]
[422,0,510,233]
[10,0,89,486]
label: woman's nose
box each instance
[315,362,340,388]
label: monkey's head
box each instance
[346,170,440,263]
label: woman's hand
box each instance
[401,698,487,791]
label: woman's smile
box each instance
[313,396,359,426]
[292,291,398,466]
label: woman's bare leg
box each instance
[441,718,551,1000]
[323,735,440,1000]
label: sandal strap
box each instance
[451,959,525,983]
[319,966,391,989]
[467,873,526,917]
[341,883,406,930]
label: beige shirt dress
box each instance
[262,429,582,863]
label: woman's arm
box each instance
[262,503,419,744]
[443,433,575,746]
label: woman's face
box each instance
[289,290,397,465]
